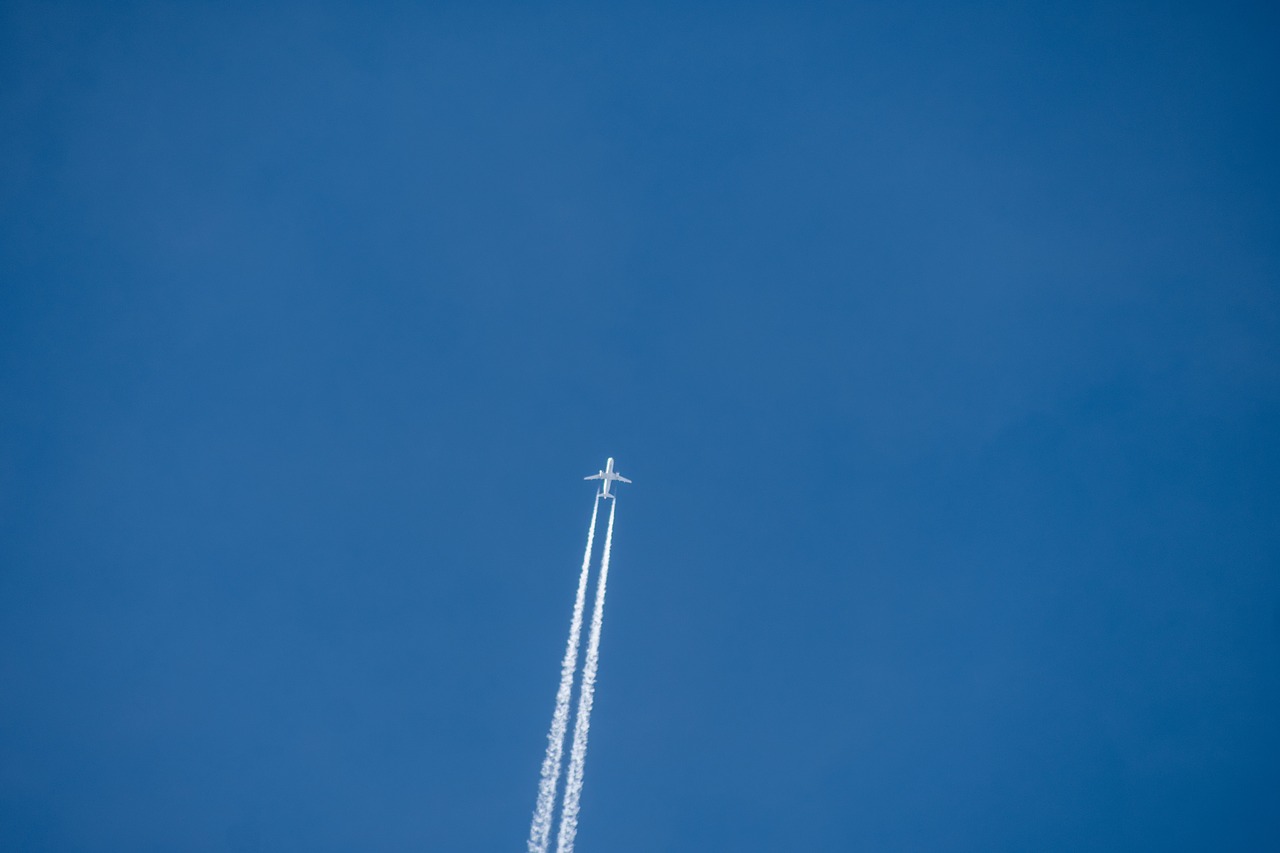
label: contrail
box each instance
[527,496,600,853]
[556,497,617,853]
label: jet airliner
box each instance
[584,457,631,499]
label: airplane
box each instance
[584,457,631,499]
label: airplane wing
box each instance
[616,475,632,483]
[584,473,604,480]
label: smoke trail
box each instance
[555,497,616,853]
[527,497,600,853]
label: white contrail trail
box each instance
[556,497,617,853]
[527,496,600,853]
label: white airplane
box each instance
[584,457,631,499]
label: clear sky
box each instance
[2,2,1277,850]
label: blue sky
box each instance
[2,2,1278,850]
